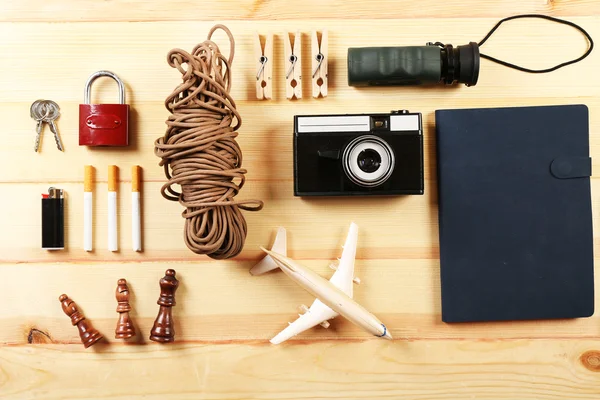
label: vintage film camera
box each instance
[294,111,424,196]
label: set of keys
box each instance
[30,99,64,152]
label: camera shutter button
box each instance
[391,110,410,114]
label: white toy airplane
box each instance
[251,223,392,344]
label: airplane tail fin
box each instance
[250,227,287,275]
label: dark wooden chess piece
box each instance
[149,269,179,343]
[115,279,136,339]
[58,294,103,348]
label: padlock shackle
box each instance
[84,70,126,104]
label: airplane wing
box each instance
[328,222,358,298]
[250,227,287,275]
[270,298,338,344]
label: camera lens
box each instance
[342,135,395,188]
[357,149,381,173]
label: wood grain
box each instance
[1,0,599,22]
[1,262,599,346]
[1,341,600,399]
[1,1,599,399]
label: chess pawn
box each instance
[58,294,103,348]
[115,279,136,339]
[149,269,179,343]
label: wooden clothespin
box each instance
[254,32,273,100]
[311,30,328,98]
[284,31,302,100]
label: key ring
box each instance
[30,99,50,121]
[41,100,60,122]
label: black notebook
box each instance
[435,105,594,323]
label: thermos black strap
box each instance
[478,14,594,74]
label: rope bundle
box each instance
[155,25,263,259]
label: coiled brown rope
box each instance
[155,24,263,259]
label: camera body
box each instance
[294,111,424,196]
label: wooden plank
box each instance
[1,98,600,183]
[0,261,598,344]
[1,174,599,263]
[1,340,600,399]
[0,181,438,262]
[0,19,598,103]
[1,0,599,22]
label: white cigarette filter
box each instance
[84,165,94,252]
[108,165,118,252]
[131,165,142,252]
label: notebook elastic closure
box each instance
[550,156,592,179]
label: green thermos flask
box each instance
[347,42,480,87]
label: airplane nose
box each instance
[378,324,392,340]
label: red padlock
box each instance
[79,71,129,146]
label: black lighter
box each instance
[42,187,64,250]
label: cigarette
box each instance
[131,165,142,252]
[108,165,118,252]
[83,165,94,252]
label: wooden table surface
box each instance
[1,1,600,399]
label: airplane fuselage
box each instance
[264,249,392,340]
